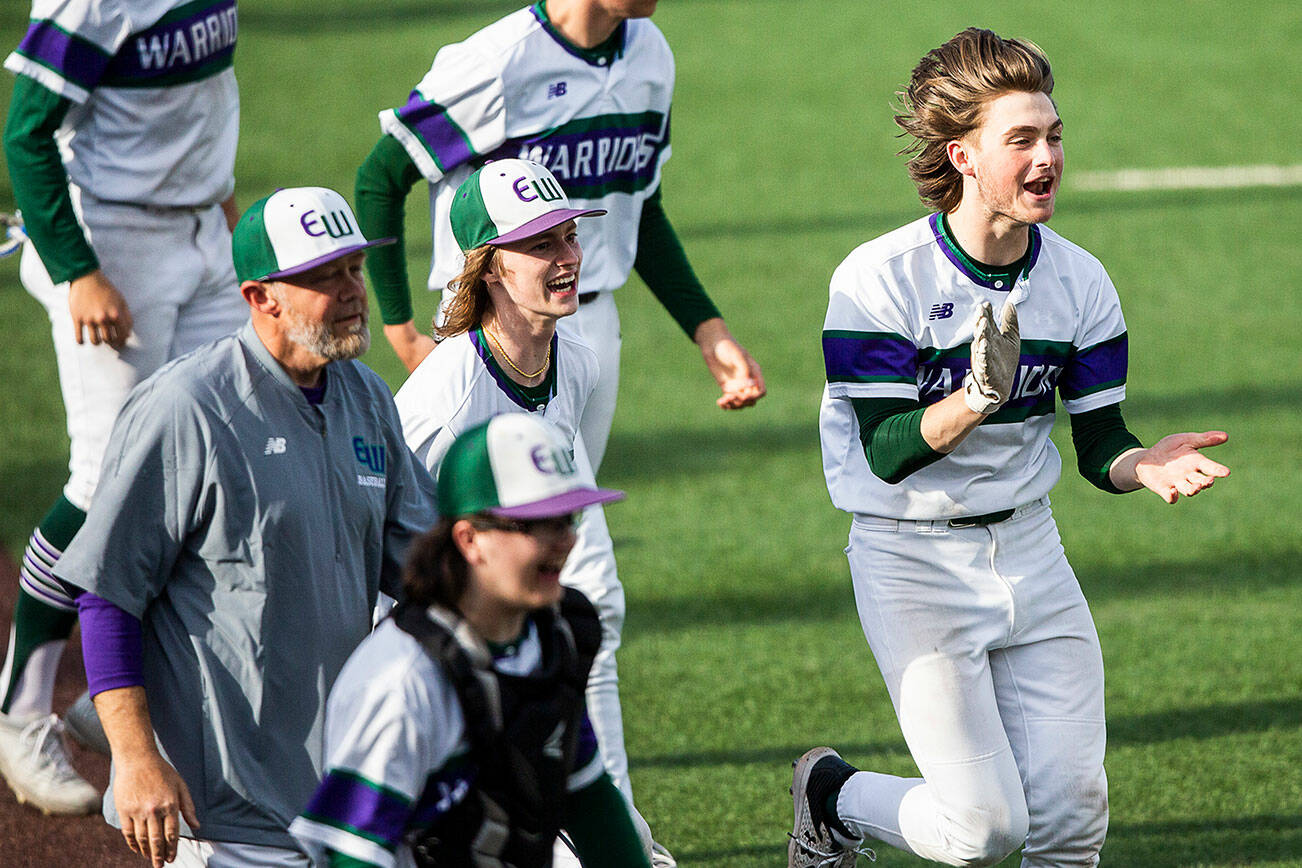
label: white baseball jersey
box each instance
[5,0,239,207]
[820,214,1129,520]
[380,3,674,296]
[289,617,605,868]
[395,327,599,473]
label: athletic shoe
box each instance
[650,841,678,867]
[0,712,101,815]
[788,747,874,867]
[64,690,111,757]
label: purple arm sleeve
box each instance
[76,591,144,696]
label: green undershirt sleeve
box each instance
[323,849,380,868]
[3,75,99,284]
[632,186,722,340]
[849,396,945,484]
[355,134,425,325]
[1069,402,1143,493]
[564,773,653,868]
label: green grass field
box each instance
[2,1,1300,864]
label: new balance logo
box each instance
[264,437,286,455]
[547,81,567,99]
[928,303,955,320]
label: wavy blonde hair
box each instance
[435,245,501,340]
[894,28,1054,213]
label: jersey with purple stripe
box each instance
[4,0,238,207]
[378,3,674,298]
[820,214,1129,520]
[289,618,605,868]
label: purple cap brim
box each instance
[488,209,607,246]
[489,486,625,519]
[264,237,396,280]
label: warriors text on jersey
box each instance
[380,2,673,296]
[6,0,239,207]
[820,214,1129,520]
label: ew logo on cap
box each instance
[301,208,356,240]
[530,444,576,477]
[513,175,565,204]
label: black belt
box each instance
[578,291,599,305]
[946,508,1016,529]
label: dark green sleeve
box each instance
[632,186,722,339]
[2,75,99,284]
[849,396,945,484]
[355,134,424,325]
[564,773,653,868]
[323,849,380,868]
[1069,403,1143,493]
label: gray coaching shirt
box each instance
[57,322,438,849]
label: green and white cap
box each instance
[449,159,606,252]
[232,186,394,282]
[438,414,623,519]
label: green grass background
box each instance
[2,1,1300,864]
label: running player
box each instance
[394,159,670,865]
[0,0,246,814]
[789,28,1230,868]
[356,0,764,476]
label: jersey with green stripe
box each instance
[5,0,238,207]
[378,3,673,297]
[820,214,1129,519]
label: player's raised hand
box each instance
[963,300,1020,414]
[69,268,134,350]
[1131,431,1230,503]
[693,317,766,409]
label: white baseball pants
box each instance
[557,290,621,476]
[838,499,1108,867]
[173,838,311,867]
[21,187,249,510]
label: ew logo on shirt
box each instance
[353,437,387,489]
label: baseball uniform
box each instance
[0,0,247,787]
[817,213,1134,865]
[393,327,638,800]
[290,605,608,868]
[56,322,438,849]
[358,1,722,473]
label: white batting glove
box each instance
[0,212,26,259]
[963,299,1020,414]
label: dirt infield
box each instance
[0,550,138,867]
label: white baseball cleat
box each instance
[0,712,101,815]
[0,212,26,259]
[788,747,874,868]
[650,841,678,867]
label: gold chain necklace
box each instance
[484,326,550,380]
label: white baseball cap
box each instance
[233,186,394,282]
[437,414,624,519]
[449,159,605,251]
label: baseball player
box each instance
[393,159,671,865]
[789,28,1231,868]
[292,413,653,868]
[55,187,437,868]
[355,0,765,477]
[0,0,247,814]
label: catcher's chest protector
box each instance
[394,589,602,868]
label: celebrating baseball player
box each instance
[789,28,1231,868]
[0,0,248,813]
[292,413,653,868]
[393,158,670,865]
[54,187,438,868]
[355,0,765,477]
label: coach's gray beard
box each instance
[273,289,371,361]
